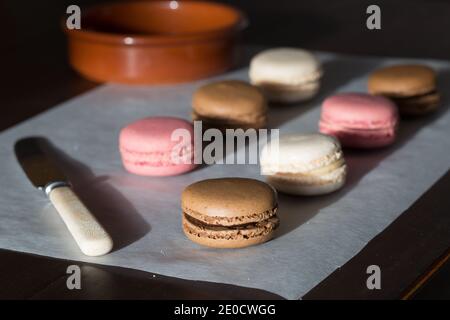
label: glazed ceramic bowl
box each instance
[64,1,246,84]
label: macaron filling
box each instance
[192,111,267,129]
[319,111,398,147]
[183,205,277,227]
[319,118,397,137]
[262,147,345,174]
[253,80,321,103]
[390,90,440,114]
[120,142,194,167]
[252,69,322,87]
[267,157,346,186]
[182,212,279,240]
[391,89,439,101]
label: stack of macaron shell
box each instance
[182,178,279,248]
[368,64,440,116]
[119,116,197,176]
[319,93,399,148]
[249,48,323,103]
[192,80,267,130]
[260,133,347,196]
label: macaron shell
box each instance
[249,48,322,85]
[120,116,194,152]
[321,93,398,130]
[192,80,267,128]
[181,178,277,221]
[368,64,437,97]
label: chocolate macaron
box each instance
[182,178,279,248]
[368,64,440,116]
[192,80,267,130]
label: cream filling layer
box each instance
[253,79,320,93]
[183,214,280,240]
[319,119,396,137]
[120,143,194,167]
[261,150,344,175]
[264,158,347,186]
[192,111,267,129]
[182,206,278,227]
[250,68,323,87]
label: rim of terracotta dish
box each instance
[64,1,247,46]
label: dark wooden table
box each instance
[1,0,449,299]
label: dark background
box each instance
[2,0,450,130]
[0,0,449,299]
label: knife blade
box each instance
[14,137,113,256]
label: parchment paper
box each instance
[1,51,450,299]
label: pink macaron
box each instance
[319,93,398,148]
[119,117,197,176]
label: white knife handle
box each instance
[48,186,113,256]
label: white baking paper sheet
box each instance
[1,50,449,299]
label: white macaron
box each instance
[249,48,323,104]
[260,133,346,195]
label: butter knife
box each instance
[14,137,113,256]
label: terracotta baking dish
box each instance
[64,1,246,84]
